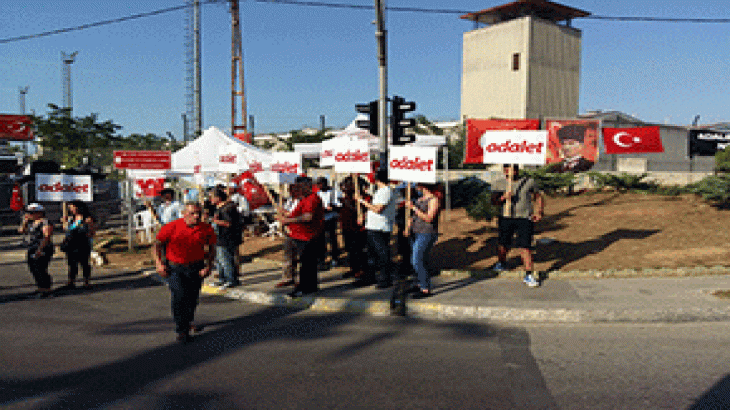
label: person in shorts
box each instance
[491,164,545,287]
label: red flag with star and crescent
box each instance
[603,127,664,154]
[0,115,33,141]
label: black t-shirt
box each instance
[214,202,241,247]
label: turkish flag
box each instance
[464,119,540,164]
[603,127,664,154]
[0,115,33,141]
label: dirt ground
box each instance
[102,192,730,273]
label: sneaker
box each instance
[523,274,540,288]
[330,259,339,268]
[492,262,508,272]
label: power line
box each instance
[2,1,730,45]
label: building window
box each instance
[512,53,520,71]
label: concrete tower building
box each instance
[460,0,590,120]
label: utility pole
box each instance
[19,86,29,158]
[61,51,78,114]
[230,0,248,137]
[194,0,202,136]
[374,0,388,171]
[181,113,188,143]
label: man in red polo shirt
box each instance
[277,176,324,297]
[153,202,216,343]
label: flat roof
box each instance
[461,0,590,25]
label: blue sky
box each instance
[1,0,729,140]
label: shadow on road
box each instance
[0,302,559,409]
[689,373,730,410]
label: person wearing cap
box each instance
[276,176,324,297]
[18,203,55,298]
[153,202,216,343]
[355,169,399,288]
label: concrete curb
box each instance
[251,257,730,280]
[144,270,730,324]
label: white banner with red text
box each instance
[388,146,438,183]
[268,152,302,175]
[479,130,548,165]
[334,140,370,173]
[36,174,93,202]
[320,138,340,167]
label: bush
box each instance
[587,172,659,192]
[686,175,730,203]
[521,168,576,194]
[451,176,490,208]
[465,189,496,221]
[715,146,730,172]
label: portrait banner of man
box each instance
[545,119,600,173]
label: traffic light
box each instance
[391,95,416,146]
[355,100,379,136]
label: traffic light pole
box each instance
[375,0,388,171]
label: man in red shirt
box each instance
[153,202,216,343]
[277,176,324,297]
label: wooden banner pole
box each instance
[504,164,513,218]
[405,183,412,237]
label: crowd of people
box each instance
[19,165,545,342]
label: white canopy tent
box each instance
[171,126,272,174]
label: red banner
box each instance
[545,119,600,173]
[114,150,171,170]
[234,133,253,144]
[603,126,664,154]
[464,119,540,164]
[0,115,33,141]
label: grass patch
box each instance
[712,290,730,299]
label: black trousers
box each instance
[366,230,394,286]
[342,230,367,273]
[27,249,53,289]
[168,262,205,334]
[322,218,340,262]
[294,235,322,294]
[67,250,91,282]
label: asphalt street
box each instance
[1,255,728,409]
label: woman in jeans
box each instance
[19,203,55,298]
[405,183,441,298]
[60,201,95,289]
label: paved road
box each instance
[1,260,728,409]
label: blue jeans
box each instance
[168,262,205,334]
[410,233,438,291]
[216,245,238,285]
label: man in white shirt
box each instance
[150,188,183,225]
[355,169,398,288]
[316,177,341,269]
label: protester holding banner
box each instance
[210,187,242,288]
[59,201,96,290]
[338,175,369,279]
[153,202,216,343]
[491,164,545,288]
[405,183,442,298]
[276,176,324,297]
[277,182,302,288]
[19,203,54,298]
[356,169,398,288]
[316,177,341,269]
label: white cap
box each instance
[26,203,45,212]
